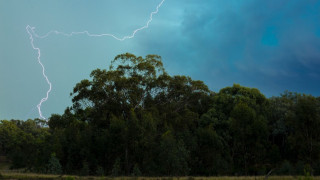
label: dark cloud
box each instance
[1,0,319,120]
[140,0,320,96]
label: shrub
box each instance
[96,166,105,176]
[277,160,294,175]
[112,158,121,176]
[132,163,142,176]
[80,161,90,176]
[47,153,62,175]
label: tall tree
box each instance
[204,84,270,175]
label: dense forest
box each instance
[1,53,320,176]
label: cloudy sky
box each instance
[1,0,320,120]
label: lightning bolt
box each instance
[26,0,165,120]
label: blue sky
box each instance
[1,0,320,120]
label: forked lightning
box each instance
[26,0,165,120]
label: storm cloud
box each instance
[138,0,320,96]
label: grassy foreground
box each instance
[0,172,319,180]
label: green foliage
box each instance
[299,168,314,180]
[80,161,90,176]
[96,166,105,176]
[132,164,142,176]
[278,160,294,175]
[0,119,50,170]
[158,131,190,176]
[112,158,122,176]
[64,176,75,180]
[303,169,314,180]
[2,53,320,177]
[47,153,62,174]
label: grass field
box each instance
[0,172,319,180]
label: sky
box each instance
[1,0,320,120]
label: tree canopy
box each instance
[1,53,320,176]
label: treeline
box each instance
[1,53,320,176]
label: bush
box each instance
[96,166,105,176]
[277,160,294,175]
[47,153,62,175]
[112,158,121,176]
[295,161,305,175]
[132,163,141,176]
[80,161,90,176]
